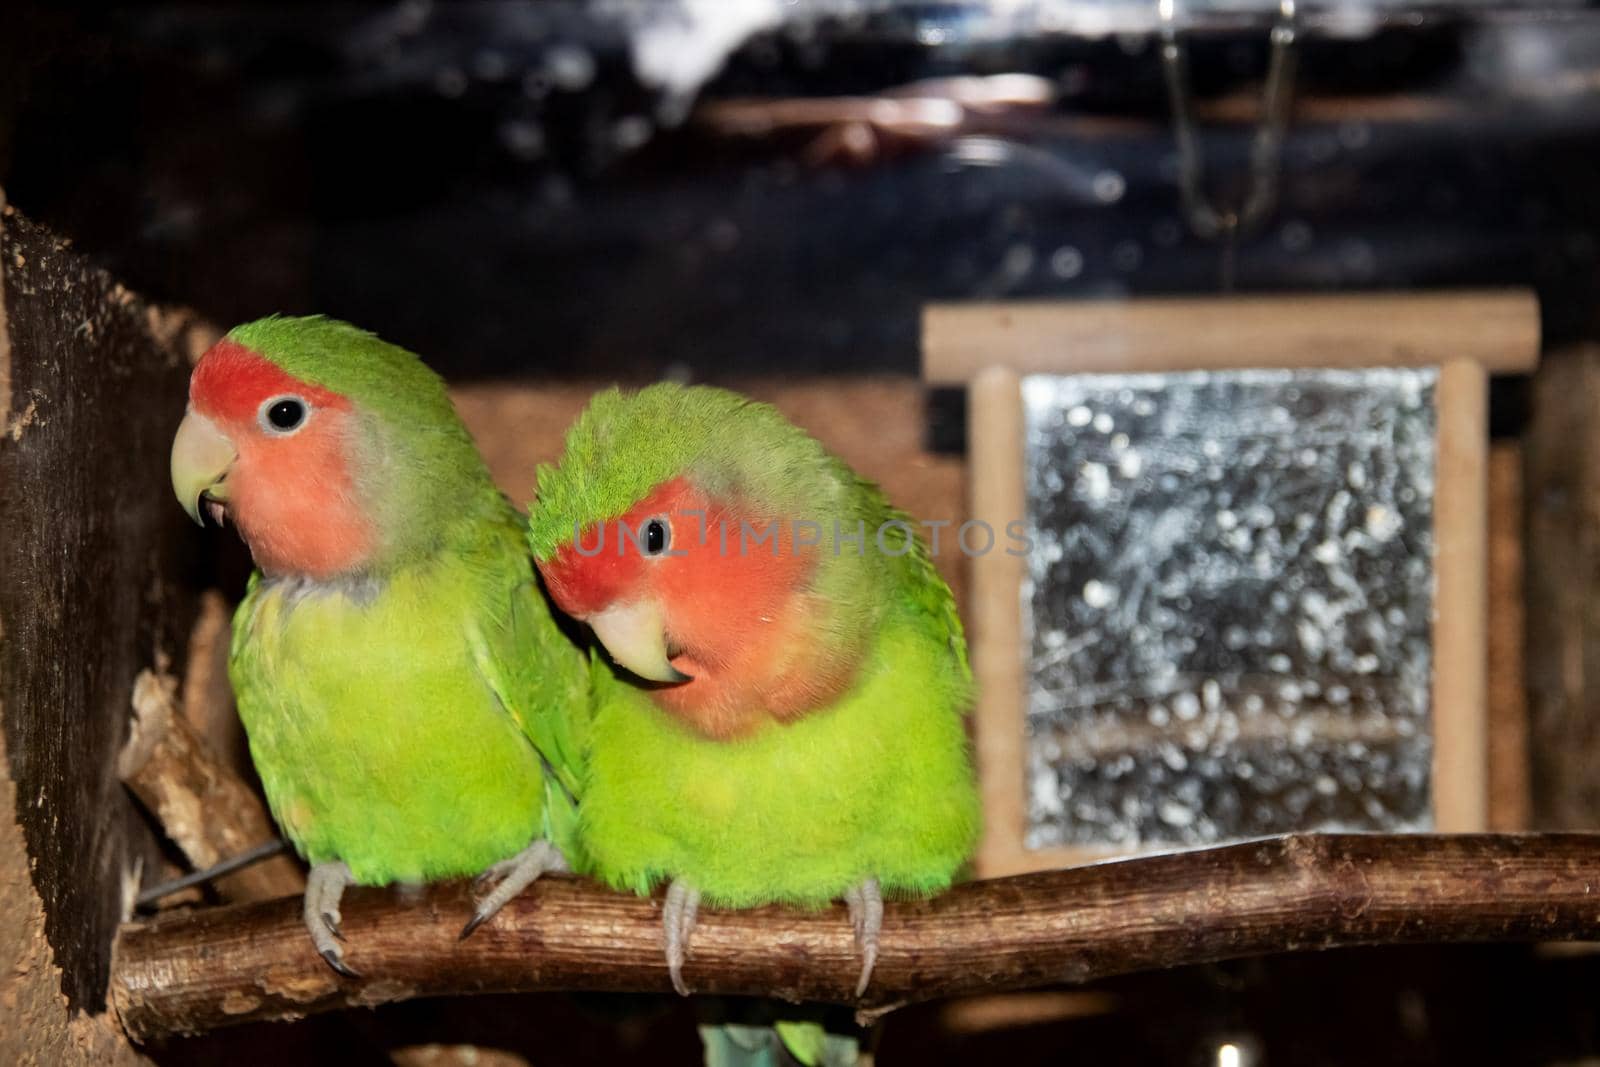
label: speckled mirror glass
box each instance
[1020,368,1438,851]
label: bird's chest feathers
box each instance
[676,772,743,822]
[241,575,392,672]
[237,574,469,772]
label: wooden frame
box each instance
[929,292,1541,877]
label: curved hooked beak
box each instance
[588,600,692,684]
[170,410,237,527]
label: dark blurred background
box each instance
[8,3,1600,1064]
[5,1,1600,388]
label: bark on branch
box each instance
[111,832,1600,1041]
[118,668,304,903]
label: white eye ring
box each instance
[258,395,311,435]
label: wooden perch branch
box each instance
[111,833,1600,1041]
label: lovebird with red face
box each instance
[529,383,980,1015]
[169,315,587,974]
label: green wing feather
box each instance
[845,465,972,688]
[467,498,592,863]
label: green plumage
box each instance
[531,383,980,908]
[530,386,860,561]
[578,609,975,906]
[224,317,588,886]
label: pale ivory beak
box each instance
[588,599,691,684]
[170,410,237,526]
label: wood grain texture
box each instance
[0,201,201,1011]
[112,832,1600,1040]
[1487,443,1529,831]
[0,718,153,1065]
[967,368,1033,878]
[1432,361,1490,832]
[921,291,1540,383]
[118,669,304,903]
[1525,345,1600,829]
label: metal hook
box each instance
[1160,0,1299,242]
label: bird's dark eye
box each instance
[644,518,669,556]
[262,397,307,433]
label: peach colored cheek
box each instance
[656,520,814,663]
[224,414,377,578]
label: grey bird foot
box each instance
[304,861,359,978]
[460,839,568,940]
[663,879,701,996]
[844,877,882,997]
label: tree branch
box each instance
[118,668,304,903]
[111,833,1600,1041]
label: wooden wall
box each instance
[0,196,201,1053]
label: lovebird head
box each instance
[170,315,492,581]
[529,383,880,740]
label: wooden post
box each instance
[1432,360,1490,831]
[968,368,1030,876]
[1525,345,1600,829]
[0,197,199,1058]
[1487,443,1530,831]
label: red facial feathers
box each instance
[542,478,862,739]
[189,339,376,580]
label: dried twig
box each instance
[118,668,303,903]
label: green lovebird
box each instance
[169,315,587,974]
[528,383,981,1010]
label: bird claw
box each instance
[844,877,882,998]
[319,946,361,979]
[459,839,566,941]
[304,861,358,978]
[663,880,701,997]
